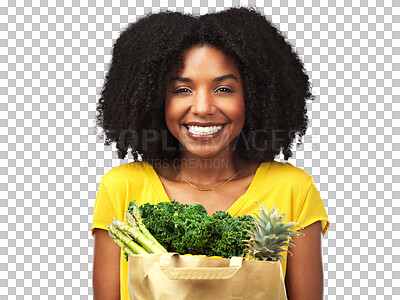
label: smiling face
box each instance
[165,45,245,159]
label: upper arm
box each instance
[93,229,121,300]
[285,221,324,300]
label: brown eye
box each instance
[173,88,191,94]
[216,87,233,93]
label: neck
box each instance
[174,151,245,187]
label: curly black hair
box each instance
[96,7,313,163]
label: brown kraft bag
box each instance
[128,253,287,300]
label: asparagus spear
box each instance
[127,206,167,253]
[111,218,166,254]
[108,231,135,256]
[107,224,148,254]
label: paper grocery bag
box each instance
[128,253,287,300]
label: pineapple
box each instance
[244,204,303,261]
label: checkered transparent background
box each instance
[1,0,399,298]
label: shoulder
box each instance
[237,161,315,218]
[263,161,314,198]
[267,161,312,182]
[101,161,151,187]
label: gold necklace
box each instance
[172,162,246,191]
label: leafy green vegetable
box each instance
[128,200,253,258]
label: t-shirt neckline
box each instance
[143,161,272,216]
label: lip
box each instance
[183,123,227,141]
[185,122,227,127]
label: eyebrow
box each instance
[169,74,239,84]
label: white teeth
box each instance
[187,125,223,135]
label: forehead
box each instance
[172,45,241,78]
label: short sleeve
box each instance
[91,180,117,236]
[296,176,329,236]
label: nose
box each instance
[190,90,216,116]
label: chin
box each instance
[182,145,229,158]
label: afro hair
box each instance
[96,7,314,164]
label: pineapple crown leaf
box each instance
[286,249,294,257]
[254,203,276,231]
[276,254,286,262]
[243,202,307,262]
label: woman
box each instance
[92,7,329,299]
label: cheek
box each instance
[230,98,246,128]
[164,98,181,132]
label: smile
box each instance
[186,125,224,135]
[182,123,227,141]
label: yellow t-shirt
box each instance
[91,160,329,300]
